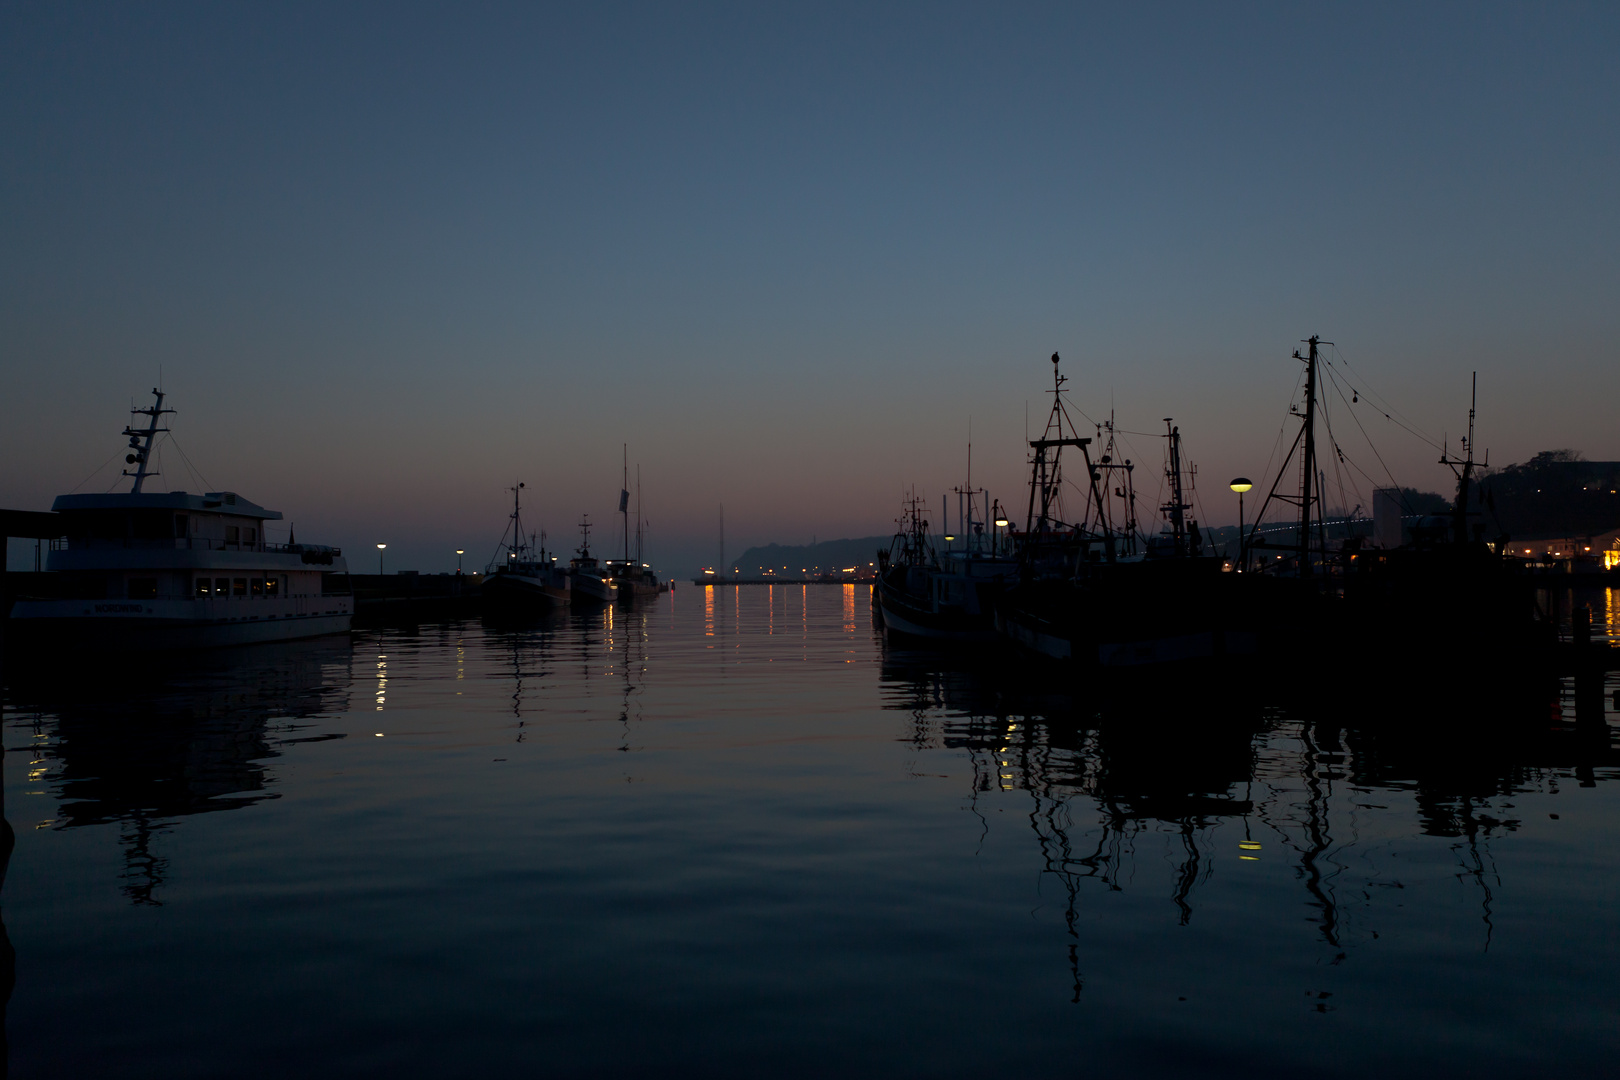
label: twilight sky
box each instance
[4,2,1617,574]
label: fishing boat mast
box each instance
[1161,420,1192,556]
[1094,414,1139,556]
[1297,336,1322,575]
[1439,372,1486,546]
[1242,335,1330,576]
[122,388,174,494]
[1023,353,1113,564]
[510,482,526,560]
[578,515,594,559]
[620,444,630,565]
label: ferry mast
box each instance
[122,388,174,494]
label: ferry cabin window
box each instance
[127,578,157,600]
[226,526,240,544]
[233,578,247,597]
[245,528,257,545]
[264,576,281,597]
[215,577,230,596]
[251,577,265,597]
[196,578,210,597]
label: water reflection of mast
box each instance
[1297,720,1341,947]
[119,816,170,905]
[507,637,529,742]
[1450,797,1499,951]
[1020,724,1091,1001]
[6,639,353,904]
[618,606,648,758]
[1171,820,1207,927]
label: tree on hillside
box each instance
[1384,488,1451,515]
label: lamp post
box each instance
[1229,479,1252,571]
[455,549,464,575]
[377,542,386,576]
[993,504,1011,557]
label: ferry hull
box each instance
[4,607,351,651]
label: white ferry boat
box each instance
[8,389,353,650]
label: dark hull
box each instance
[874,571,997,643]
[483,570,569,609]
[568,574,616,604]
[997,602,1256,666]
[997,559,1254,667]
[614,579,664,601]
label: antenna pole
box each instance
[1446,371,1479,545]
[1163,419,1189,555]
[1299,336,1320,577]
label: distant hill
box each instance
[729,537,893,577]
[1480,453,1620,538]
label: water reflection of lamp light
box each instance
[1229,478,1253,571]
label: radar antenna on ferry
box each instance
[122,388,175,494]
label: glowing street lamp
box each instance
[455,549,464,574]
[1229,479,1252,571]
[377,542,387,576]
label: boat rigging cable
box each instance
[164,428,214,493]
[1327,344,1445,452]
[67,448,124,495]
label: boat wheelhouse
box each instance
[8,389,352,649]
[567,516,617,604]
[874,483,1017,643]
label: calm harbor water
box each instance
[2,584,1618,1078]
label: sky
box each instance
[4,2,1618,575]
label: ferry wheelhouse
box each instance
[9,390,353,649]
